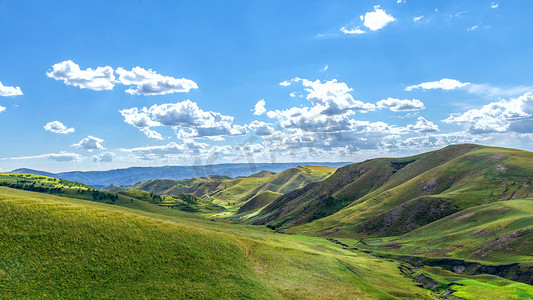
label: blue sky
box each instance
[1,0,532,172]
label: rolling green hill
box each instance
[106,166,337,212]
[357,199,533,264]
[0,186,438,299]
[250,145,533,239]
[2,142,533,298]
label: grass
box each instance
[0,186,434,299]
[275,145,533,237]
[356,199,533,264]
[415,266,533,299]
[107,166,337,212]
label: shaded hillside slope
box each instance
[251,145,533,238]
[358,199,533,265]
[0,186,433,299]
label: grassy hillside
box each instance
[357,199,533,264]
[118,190,225,214]
[250,145,533,238]
[0,186,437,299]
[107,166,337,212]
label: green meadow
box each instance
[0,187,432,299]
[1,145,533,298]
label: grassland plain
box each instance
[0,187,434,299]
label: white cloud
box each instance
[0,106,5,113]
[406,78,470,91]
[491,2,499,8]
[115,67,198,95]
[43,121,75,134]
[408,117,439,132]
[0,81,23,97]
[397,0,405,3]
[1,151,83,162]
[140,128,164,140]
[121,141,206,153]
[467,25,479,32]
[444,92,533,134]
[72,136,105,150]
[323,65,329,71]
[413,16,424,22]
[119,107,160,128]
[92,151,115,163]
[248,120,275,136]
[341,27,366,34]
[296,78,375,114]
[362,6,396,31]
[149,100,234,128]
[279,80,291,87]
[120,100,245,140]
[253,99,267,115]
[377,98,425,111]
[47,60,115,91]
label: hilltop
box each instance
[250,144,533,239]
[105,166,337,217]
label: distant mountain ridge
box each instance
[10,162,349,187]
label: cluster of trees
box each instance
[77,189,118,202]
[148,193,163,204]
[0,182,62,193]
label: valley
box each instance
[1,144,533,299]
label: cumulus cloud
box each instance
[408,117,439,132]
[43,121,75,134]
[92,151,115,163]
[491,2,499,8]
[47,61,197,95]
[279,80,291,87]
[413,16,424,22]
[120,100,245,140]
[253,99,267,115]
[377,98,425,111]
[248,120,275,136]
[406,78,470,91]
[294,78,375,115]
[0,81,23,97]
[116,67,198,95]
[444,92,533,134]
[119,107,161,128]
[140,128,164,140]
[72,136,105,150]
[47,60,115,91]
[362,6,396,31]
[0,106,5,113]
[340,5,395,35]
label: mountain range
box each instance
[10,162,349,187]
